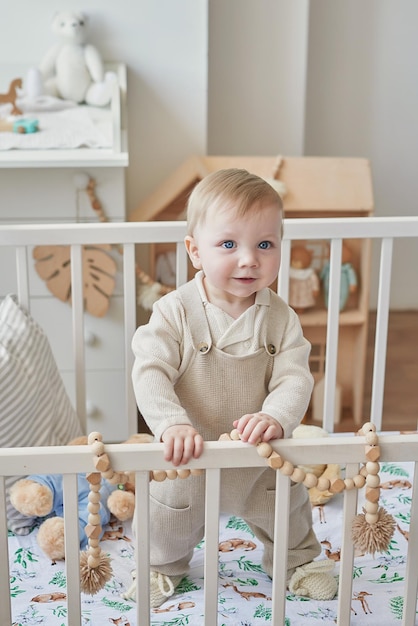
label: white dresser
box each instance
[0,64,130,442]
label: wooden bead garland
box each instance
[83,422,396,595]
[226,421,395,555]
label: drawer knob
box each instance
[84,330,97,346]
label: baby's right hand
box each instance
[162,424,204,466]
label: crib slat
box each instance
[337,462,358,626]
[0,477,12,626]
[134,470,151,626]
[271,470,290,625]
[277,238,291,302]
[63,473,82,626]
[370,237,393,431]
[15,245,30,312]
[322,238,343,433]
[402,460,418,626]
[176,241,188,287]
[71,244,87,432]
[204,468,221,626]
[122,242,138,435]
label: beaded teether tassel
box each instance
[351,422,396,555]
[79,433,113,595]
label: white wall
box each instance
[207,0,309,156]
[0,1,417,308]
[0,0,208,210]
[305,0,418,308]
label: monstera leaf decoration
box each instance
[33,244,117,318]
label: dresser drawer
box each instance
[30,295,126,371]
[62,369,129,442]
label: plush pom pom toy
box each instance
[291,424,341,506]
[8,436,116,563]
[8,434,150,565]
[39,11,117,106]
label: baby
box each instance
[130,168,336,607]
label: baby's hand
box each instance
[162,424,204,466]
[233,412,284,445]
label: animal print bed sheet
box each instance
[9,461,414,625]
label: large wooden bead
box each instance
[317,476,331,492]
[366,473,380,488]
[86,472,101,485]
[267,451,283,470]
[365,431,378,446]
[177,469,191,479]
[361,422,376,434]
[152,470,167,482]
[94,453,110,472]
[89,545,101,558]
[88,513,101,526]
[88,491,101,504]
[280,460,294,476]
[230,429,241,441]
[366,461,380,475]
[102,469,115,480]
[330,477,345,493]
[89,538,100,548]
[88,502,100,514]
[88,554,101,568]
[343,477,355,490]
[257,442,273,458]
[366,487,380,503]
[88,432,103,445]
[91,441,105,456]
[365,512,379,525]
[303,473,318,489]
[365,445,381,462]
[353,474,366,488]
[364,500,379,514]
[166,470,178,480]
[290,467,306,483]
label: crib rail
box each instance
[1,434,418,625]
[1,216,418,434]
[1,216,418,625]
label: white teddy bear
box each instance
[39,11,116,106]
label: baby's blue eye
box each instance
[258,241,271,249]
[222,240,235,249]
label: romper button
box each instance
[197,342,209,353]
[267,343,276,355]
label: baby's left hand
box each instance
[233,412,284,445]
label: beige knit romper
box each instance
[148,281,321,579]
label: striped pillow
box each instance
[0,294,82,534]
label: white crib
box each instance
[1,216,418,626]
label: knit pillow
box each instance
[0,294,82,534]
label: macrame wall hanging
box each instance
[33,174,173,317]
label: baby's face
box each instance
[185,202,282,309]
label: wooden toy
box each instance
[0,118,39,134]
[131,155,374,424]
[0,78,23,115]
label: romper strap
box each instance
[177,279,212,353]
[264,291,290,356]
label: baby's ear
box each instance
[184,236,202,269]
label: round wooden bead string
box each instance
[224,421,395,554]
[84,430,205,589]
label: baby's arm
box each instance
[233,413,284,444]
[162,424,204,466]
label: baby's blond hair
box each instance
[186,168,283,235]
